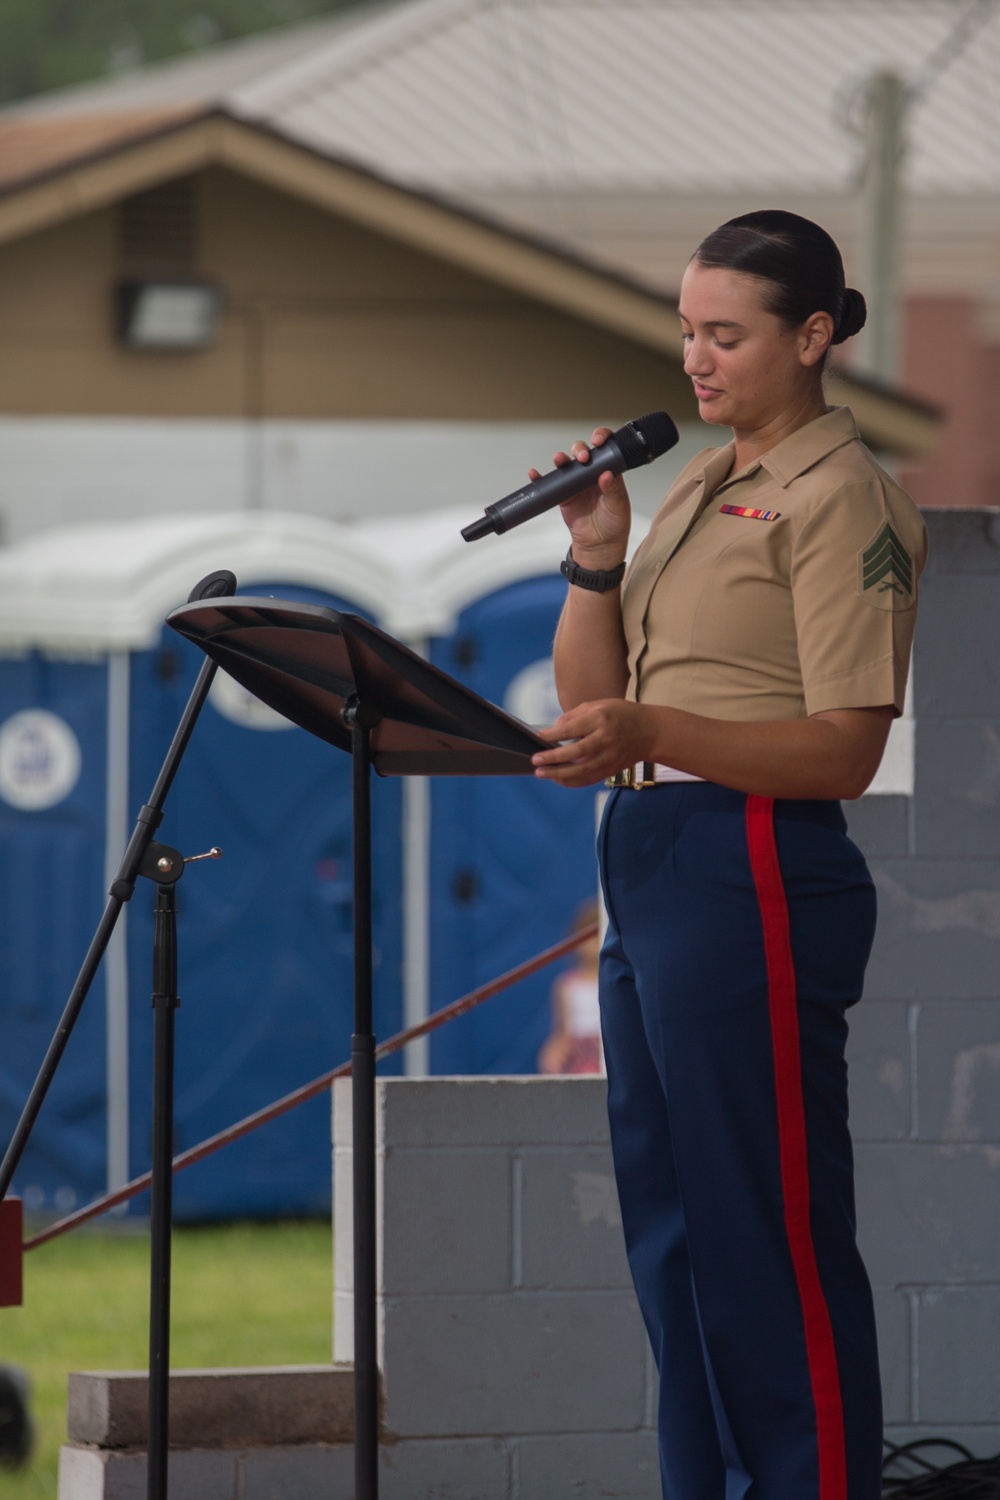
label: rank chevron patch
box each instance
[859,521,915,611]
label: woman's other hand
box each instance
[528,427,631,565]
[532,700,654,787]
[533,701,898,800]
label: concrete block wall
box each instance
[843,507,1000,1452]
[333,1076,660,1499]
[329,511,1000,1483]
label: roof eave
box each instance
[0,106,942,460]
[825,370,941,459]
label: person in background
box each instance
[538,901,603,1075]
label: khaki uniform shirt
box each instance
[621,407,927,721]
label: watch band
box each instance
[560,545,626,593]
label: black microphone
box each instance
[461,411,679,542]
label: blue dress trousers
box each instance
[598,781,882,1500]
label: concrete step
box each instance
[67,1364,356,1449]
[60,1366,361,1500]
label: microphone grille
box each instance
[614,411,679,469]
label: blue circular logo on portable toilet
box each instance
[0,710,82,810]
[503,657,562,728]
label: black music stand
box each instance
[166,598,547,1500]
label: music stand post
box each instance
[167,598,549,1500]
[344,696,380,1499]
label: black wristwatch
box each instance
[560,545,626,593]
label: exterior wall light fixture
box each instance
[117,278,223,350]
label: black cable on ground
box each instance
[884,1438,1000,1498]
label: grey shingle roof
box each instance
[5,0,999,196]
[1,1,996,300]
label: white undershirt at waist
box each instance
[651,764,705,783]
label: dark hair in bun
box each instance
[694,209,867,347]
[836,285,868,343]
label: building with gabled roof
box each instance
[0,105,936,539]
[5,1,998,228]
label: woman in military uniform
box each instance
[532,210,926,1500]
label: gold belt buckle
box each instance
[605,762,658,790]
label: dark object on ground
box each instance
[883,1438,1000,1497]
[0,1364,33,1469]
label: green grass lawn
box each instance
[0,1219,333,1498]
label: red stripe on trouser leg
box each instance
[745,795,848,1500]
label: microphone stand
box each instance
[0,569,236,1206]
[0,569,237,1500]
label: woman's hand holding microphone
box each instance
[531,426,632,569]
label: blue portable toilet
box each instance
[355,506,650,1078]
[428,572,598,1074]
[0,514,406,1219]
[0,664,110,1215]
[0,503,653,1220]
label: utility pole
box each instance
[858,70,907,384]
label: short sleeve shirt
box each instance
[621,407,928,720]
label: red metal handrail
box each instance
[23,923,599,1252]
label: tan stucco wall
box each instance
[0,167,697,423]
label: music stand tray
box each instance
[167,599,548,1500]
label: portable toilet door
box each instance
[0,651,110,1216]
[126,581,404,1221]
[427,573,599,1075]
